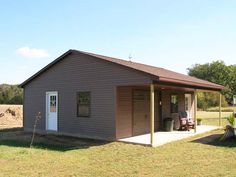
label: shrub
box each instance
[197,92,228,111]
[0,84,23,104]
[226,113,235,127]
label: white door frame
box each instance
[46,91,58,131]
[185,94,192,119]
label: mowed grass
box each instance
[0,129,236,177]
[197,111,232,127]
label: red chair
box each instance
[179,111,195,131]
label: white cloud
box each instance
[16,46,49,58]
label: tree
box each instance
[0,84,23,104]
[197,92,228,110]
[188,60,236,105]
[228,65,236,102]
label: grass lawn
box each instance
[0,128,236,177]
[197,111,232,127]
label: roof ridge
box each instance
[74,49,163,67]
[74,50,222,87]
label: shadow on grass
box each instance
[1,140,110,152]
[0,140,75,151]
[191,134,236,148]
[0,128,109,152]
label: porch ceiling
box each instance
[117,84,196,92]
[155,84,195,92]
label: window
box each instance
[170,95,178,113]
[77,92,91,117]
[50,95,57,112]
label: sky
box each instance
[1,0,236,84]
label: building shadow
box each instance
[191,134,236,148]
[0,128,110,152]
[0,127,23,132]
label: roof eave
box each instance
[156,77,225,91]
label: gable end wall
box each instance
[23,52,151,140]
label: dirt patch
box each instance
[0,105,23,129]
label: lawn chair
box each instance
[179,111,195,131]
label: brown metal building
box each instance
[20,50,224,145]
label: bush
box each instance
[226,113,235,127]
[0,84,23,104]
[197,92,228,111]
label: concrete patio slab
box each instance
[119,125,220,147]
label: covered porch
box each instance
[116,82,223,147]
[119,125,219,147]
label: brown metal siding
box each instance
[116,87,161,139]
[23,52,151,140]
[116,87,133,139]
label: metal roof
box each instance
[20,49,225,91]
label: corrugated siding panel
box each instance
[116,87,133,139]
[116,88,162,139]
[23,52,151,140]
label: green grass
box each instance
[207,106,234,112]
[0,129,236,177]
[197,111,232,126]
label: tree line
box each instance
[188,60,236,110]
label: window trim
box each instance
[77,91,91,118]
[170,94,178,113]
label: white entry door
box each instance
[46,92,58,131]
[185,94,192,118]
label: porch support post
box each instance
[219,92,222,126]
[150,83,155,147]
[194,90,197,133]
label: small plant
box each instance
[220,113,235,141]
[197,118,203,125]
[30,112,42,148]
[226,113,235,127]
